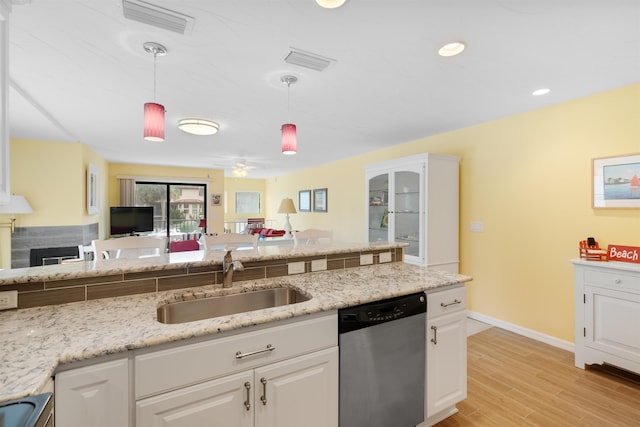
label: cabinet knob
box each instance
[614,278,621,284]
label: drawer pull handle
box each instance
[235,344,275,359]
[431,325,438,345]
[260,377,268,406]
[244,382,251,411]
[614,279,621,284]
[441,299,462,308]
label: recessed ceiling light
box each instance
[532,88,551,96]
[438,42,466,57]
[316,0,346,8]
[178,118,219,135]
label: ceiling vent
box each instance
[284,49,335,72]
[122,0,195,35]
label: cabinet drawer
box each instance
[427,286,466,319]
[135,312,337,399]
[584,269,640,292]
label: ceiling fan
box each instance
[231,160,257,177]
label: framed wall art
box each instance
[87,164,99,214]
[299,190,311,212]
[313,188,328,213]
[592,153,640,208]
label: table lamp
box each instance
[277,198,297,238]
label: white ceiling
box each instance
[8,0,640,178]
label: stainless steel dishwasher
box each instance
[339,291,426,427]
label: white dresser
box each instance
[571,259,640,374]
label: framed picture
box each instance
[87,164,99,214]
[593,153,640,208]
[313,188,328,212]
[235,191,260,213]
[211,194,222,206]
[299,190,311,212]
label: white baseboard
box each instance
[467,311,575,353]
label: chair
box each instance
[292,229,333,246]
[169,239,200,253]
[202,233,259,250]
[92,236,167,261]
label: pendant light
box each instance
[143,42,167,141]
[280,75,298,155]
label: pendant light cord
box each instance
[153,52,158,103]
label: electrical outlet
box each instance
[311,259,327,272]
[288,261,306,275]
[360,254,374,265]
[0,290,18,310]
[378,252,392,263]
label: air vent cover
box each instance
[123,0,195,35]
[284,49,334,72]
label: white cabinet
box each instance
[254,348,338,427]
[365,153,459,271]
[136,348,338,427]
[135,312,338,427]
[136,371,254,427]
[421,286,467,426]
[572,260,640,374]
[55,357,131,427]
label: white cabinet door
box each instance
[255,347,338,427]
[426,310,467,418]
[55,358,130,427]
[585,284,640,361]
[136,371,253,427]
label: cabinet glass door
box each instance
[368,173,389,244]
[393,171,420,258]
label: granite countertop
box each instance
[0,242,401,285]
[0,250,471,403]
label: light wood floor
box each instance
[435,327,640,426]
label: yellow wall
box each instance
[107,163,224,238]
[266,83,640,343]
[223,177,266,228]
[0,138,109,267]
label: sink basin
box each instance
[157,287,311,324]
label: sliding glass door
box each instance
[135,182,206,239]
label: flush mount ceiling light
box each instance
[315,0,346,9]
[178,118,219,136]
[143,42,167,142]
[438,41,466,57]
[281,75,298,155]
[532,88,551,96]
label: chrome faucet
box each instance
[222,249,244,288]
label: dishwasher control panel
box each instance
[339,292,426,333]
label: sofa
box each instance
[248,228,286,237]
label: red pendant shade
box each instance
[144,102,165,141]
[281,123,297,155]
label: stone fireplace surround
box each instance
[10,223,99,268]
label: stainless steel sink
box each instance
[157,287,311,324]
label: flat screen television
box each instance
[110,206,154,236]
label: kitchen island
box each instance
[0,242,471,426]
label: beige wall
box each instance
[107,163,224,238]
[267,83,640,343]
